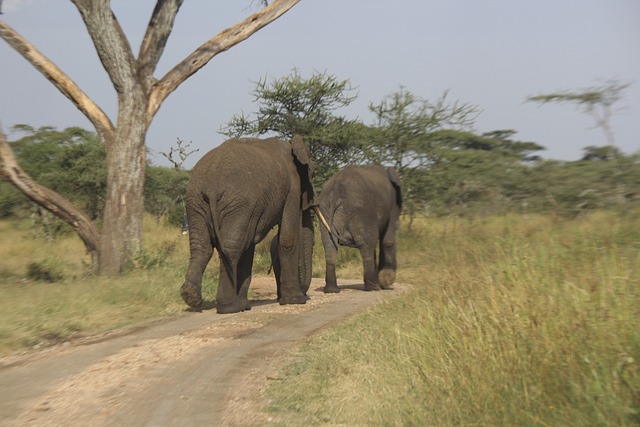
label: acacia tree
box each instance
[221,69,362,183]
[0,0,300,274]
[527,79,631,161]
[367,87,478,218]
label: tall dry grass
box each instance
[1,212,638,425]
[0,216,216,356]
[0,216,313,356]
[266,212,640,426]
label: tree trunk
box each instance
[98,102,148,275]
[1,0,301,274]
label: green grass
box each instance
[265,212,640,426]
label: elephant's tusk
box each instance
[313,206,332,234]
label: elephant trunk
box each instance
[299,207,315,295]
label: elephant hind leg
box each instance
[269,235,283,300]
[181,208,214,308]
[216,242,249,314]
[216,259,248,314]
[361,244,383,291]
[378,267,396,289]
[378,230,397,290]
[236,245,255,311]
[320,227,340,293]
[181,281,204,309]
[378,246,396,289]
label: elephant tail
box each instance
[205,194,231,276]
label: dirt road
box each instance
[0,277,404,426]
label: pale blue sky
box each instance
[1,0,639,168]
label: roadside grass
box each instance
[0,216,329,357]
[265,211,640,426]
[0,216,217,356]
[1,212,638,425]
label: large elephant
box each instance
[317,165,402,293]
[180,135,316,314]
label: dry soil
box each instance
[0,277,405,426]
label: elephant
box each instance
[180,135,316,314]
[317,165,402,293]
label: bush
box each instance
[27,259,65,283]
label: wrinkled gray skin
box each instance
[269,212,311,301]
[180,135,315,314]
[318,165,402,293]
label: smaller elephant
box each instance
[318,165,402,293]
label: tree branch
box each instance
[147,0,300,123]
[0,20,115,141]
[72,0,138,97]
[137,0,185,88]
[0,128,100,267]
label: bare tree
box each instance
[0,0,300,274]
[160,138,199,170]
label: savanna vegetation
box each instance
[0,212,637,425]
[1,70,638,424]
[266,212,640,426]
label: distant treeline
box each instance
[1,123,638,233]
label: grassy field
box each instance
[0,217,204,355]
[266,212,640,426]
[1,212,638,425]
[0,215,293,356]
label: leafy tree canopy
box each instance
[220,68,362,182]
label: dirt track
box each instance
[0,277,404,426]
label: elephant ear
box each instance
[291,134,316,210]
[386,167,403,209]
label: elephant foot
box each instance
[379,268,396,289]
[364,281,383,291]
[279,294,308,305]
[324,285,341,293]
[216,300,247,314]
[180,281,203,308]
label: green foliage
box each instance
[144,165,190,224]
[217,71,640,219]
[3,76,637,235]
[127,241,178,271]
[0,182,27,218]
[404,129,546,216]
[366,87,478,168]
[1,125,106,219]
[220,68,363,183]
[0,125,193,226]
[517,153,640,216]
[26,258,65,283]
[527,79,630,111]
[365,88,481,218]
